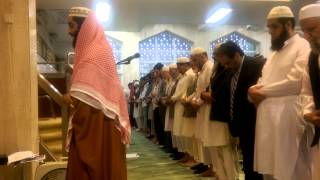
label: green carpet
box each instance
[127,131,212,180]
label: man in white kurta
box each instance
[170,58,195,154]
[162,63,180,153]
[249,6,311,180]
[190,48,215,176]
[164,63,179,133]
[180,70,198,164]
[299,4,320,180]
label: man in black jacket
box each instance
[215,41,265,180]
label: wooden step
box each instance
[46,141,63,153]
[39,118,62,130]
[40,131,62,141]
[39,116,64,159]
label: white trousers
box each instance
[181,136,193,155]
[196,140,211,164]
[209,145,238,180]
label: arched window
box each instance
[106,35,123,80]
[210,31,259,57]
[139,30,193,77]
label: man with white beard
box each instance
[163,63,180,154]
[299,3,320,180]
[168,57,195,160]
[249,6,311,180]
[190,47,214,175]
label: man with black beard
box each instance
[248,6,311,180]
[68,15,85,48]
[63,7,130,180]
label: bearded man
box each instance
[63,7,130,180]
[248,6,311,180]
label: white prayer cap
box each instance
[299,4,320,21]
[191,47,206,55]
[177,57,190,64]
[267,6,294,19]
[169,63,177,69]
[69,7,91,17]
[162,65,170,72]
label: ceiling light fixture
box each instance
[205,8,233,24]
[95,2,111,22]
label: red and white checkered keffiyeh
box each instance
[70,12,131,144]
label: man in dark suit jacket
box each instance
[215,41,265,180]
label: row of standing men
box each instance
[128,4,320,180]
[129,42,263,180]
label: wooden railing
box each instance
[38,73,69,157]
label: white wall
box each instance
[105,24,271,88]
[105,31,140,87]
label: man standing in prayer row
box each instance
[163,63,180,154]
[199,45,237,179]
[150,63,165,145]
[215,41,264,180]
[179,60,198,166]
[156,66,170,147]
[64,7,130,180]
[169,57,195,160]
[249,6,311,180]
[136,76,149,132]
[299,3,320,180]
[190,47,214,175]
[128,82,137,129]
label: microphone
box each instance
[116,53,140,65]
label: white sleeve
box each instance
[300,64,316,141]
[171,75,192,102]
[259,47,310,97]
[301,65,315,115]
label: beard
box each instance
[69,30,79,48]
[310,39,320,54]
[270,29,290,51]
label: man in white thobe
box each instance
[249,6,311,180]
[164,63,179,133]
[163,63,179,153]
[299,4,320,180]
[169,57,195,158]
[190,47,214,176]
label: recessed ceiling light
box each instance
[95,2,111,22]
[205,8,233,24]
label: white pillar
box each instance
[0,0,38,179]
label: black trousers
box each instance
[164,131,173,151]
[239,129,263,180]
[129,103,136,128]
[154,107,165,145]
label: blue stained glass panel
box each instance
[209,31,259,58]
[106,35,123,78]
[139,30,193,77]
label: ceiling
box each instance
[37,0,316,31]
[36,0,317,55]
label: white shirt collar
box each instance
[283,34,299,48]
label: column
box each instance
[0,0,38,179]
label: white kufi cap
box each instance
[299,4,320,21]
[267,6,294,19]
[69,7,91,17]
[191,47,206,55]
[177,57,190,64]
[162,66,170,72]
[169,63,177,69]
